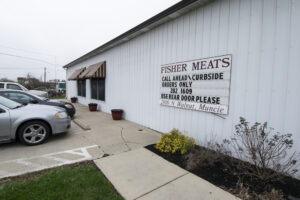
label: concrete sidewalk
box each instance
[94,148,240,200]
[72,103,160,155]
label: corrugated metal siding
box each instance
[66,0,300,150]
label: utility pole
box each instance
[54,56,57,81]
[44,67,47,82]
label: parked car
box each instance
[0,90,76,118]
[0,96,70,145]
[0,82,48,97]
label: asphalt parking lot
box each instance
[0,103,160,179]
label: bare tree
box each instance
[0,78,15,82]
[230,117,299,183]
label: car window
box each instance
[0,96,21,109]
[30,93,47,101]
[19,84,28,91]
[7,84,22,91]
[0,83,4,89]
[0,92,9,99]
[4,92,34,104]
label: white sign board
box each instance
[160,55,232,115]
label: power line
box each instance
[0,67,65,71]
[1,68,44,70]
[0,63,42,69]
[0,63,65,71]
[0,52,56,66]
[0,44,57,57]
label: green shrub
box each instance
[155,129,196,154]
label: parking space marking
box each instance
[15,160,44,169]
[65,147,92,158]
[0,145,99,179]
[44,156,72,163]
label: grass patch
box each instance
[0,162,124,200]
[50,95,66,100]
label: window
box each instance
[91,78,105,101]
[0,83,4,89]
[7,84,22,90]
[0,92,34,104]
[0,96,21,109]
[77,80,86,97]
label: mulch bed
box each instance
[145,144,300,199]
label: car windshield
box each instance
[30,93,48,101]
[0,96,22,109]
[19,84,29,91]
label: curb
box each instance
[73,119,91,130]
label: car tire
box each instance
[18,121,50,146]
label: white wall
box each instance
[66,0,300,153]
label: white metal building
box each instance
[64,0,300,151]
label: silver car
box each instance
[0,82,48,97]
[0,96,70,145]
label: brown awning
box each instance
[79,61,106,79]
[68,67,86,80]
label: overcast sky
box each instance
[0,0,180,81]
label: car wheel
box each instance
[18,121,50,146]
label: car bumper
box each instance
[52,117,71,134]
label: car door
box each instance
[0,106,11,141]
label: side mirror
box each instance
[30,100,39,104]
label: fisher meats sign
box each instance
[160,54,232,115]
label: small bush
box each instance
[229,117,299,183]
[155,129,195,155]
[257,189,285,200]
[231,181,285,200]
[185,147,222,170]
[183,136,234,171]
